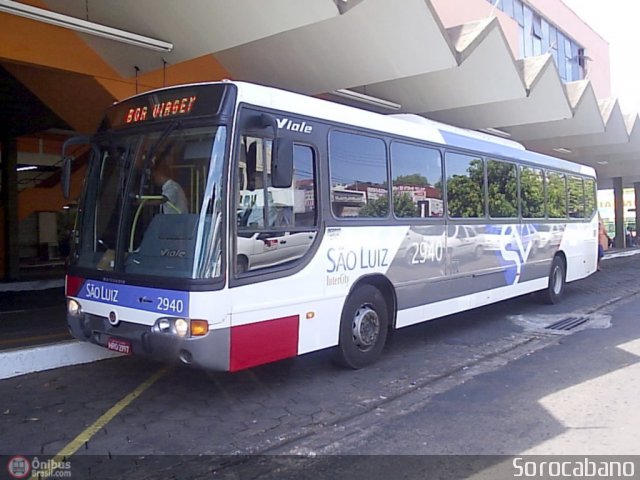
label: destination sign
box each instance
[99,83,233,131]
[124,95,197,125]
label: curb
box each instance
[0,278,64,293]
[0,340,121,380]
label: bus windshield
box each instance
[71,124,227,280]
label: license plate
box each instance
[106,337,132,355]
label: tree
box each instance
[520,168,545,218]
[447,159,484,217]
[358,193,418,218]
[567,176,584,218]
[393,192,418,218]
[394,173,429,186]
[547,173,567,218]
[487,160,517,217]
[359,196,389,217]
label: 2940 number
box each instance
[410,240,444,264]
[157,297,185,313]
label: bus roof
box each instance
[231,81,595,178]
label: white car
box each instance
[535,224,564,250]
[237,231,316,272]
[479,224,539,254]
[447,225,483,259]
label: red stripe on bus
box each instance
[229,315,299,372]
[65,275,84,297]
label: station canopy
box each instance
[7,0,640,189]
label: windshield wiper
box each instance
[145,120,181,167]
[137,120,182,197]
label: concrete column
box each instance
[1,138,19,280]
[635,183,640,246]
[613,177,625,248]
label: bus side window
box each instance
[238,137,266,229]
[235,138,318,276]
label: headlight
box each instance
[174,318,189,337]
[68,299,82,316]
[157,318,171,332]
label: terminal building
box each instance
[1,0,639,281]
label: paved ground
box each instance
[1,252,639,479]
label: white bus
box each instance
[63,81,598,371]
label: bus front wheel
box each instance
[334,284,389,369]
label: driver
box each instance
[151,156,188,214]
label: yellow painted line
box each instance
[34,367,169,478]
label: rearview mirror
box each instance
[61,135,91,199]
[61,157,72,199]
[272,138,294,188]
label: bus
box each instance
[63,81,598,372]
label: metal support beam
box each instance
[1,138,19,280]
[613,177,625,248]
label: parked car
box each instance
[447,225,483,259]
[237,231,316,272]
[479,224,539,255]
[535,224,565,251]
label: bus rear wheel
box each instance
[538,255,566,304]
[334,284,389,369]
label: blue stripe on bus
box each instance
[77,279,189,316]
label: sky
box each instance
[561,0,640,113]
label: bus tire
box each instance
[539,255,566,304]
[334,284,389,369]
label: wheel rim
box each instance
[552,265,563,295]
[352,305,380,352]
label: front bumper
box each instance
[68,313,230,371]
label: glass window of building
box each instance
[503,0,514,17]
[391,142,443,218]
[514,0,524,25]
[541,18,550,51]
[532,13,542,55]
[564,37,573,80]
[557,31,567,80]
[550,24,559,65]
[523,5,534,57]
[564,37,578,82]
[487,0,583,82]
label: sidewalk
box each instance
[602,246,640,260]
[0,278,64,293]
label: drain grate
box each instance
[545,316,589,331]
